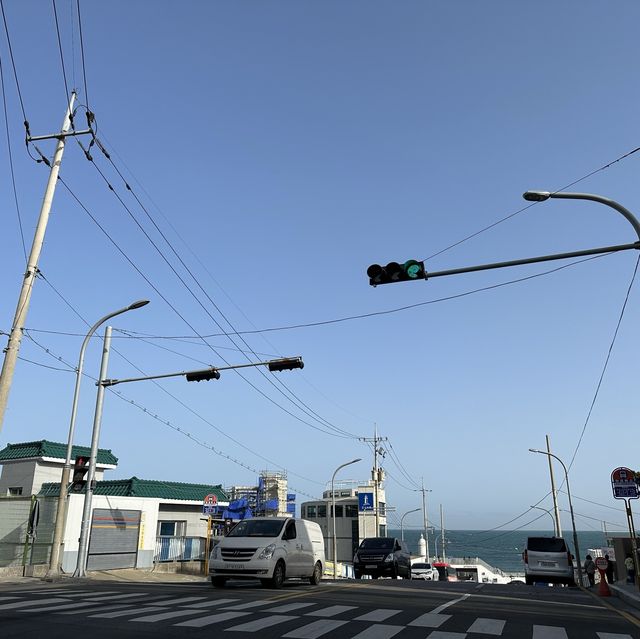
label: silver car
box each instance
[523,536,575,586]
[411,562,439,581]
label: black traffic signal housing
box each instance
[367,260,427,286]
[268,357,304,372]
[70,456,90,493]
[186,368,221,382]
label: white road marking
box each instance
[349,624,405,639]
[532,626,569,639]
[146,595,207,606]
[304,605,357,617]
[89,606,167,618]
[62,590,120,597]
[0,597,67,610]
[0,596,19,601]
[265,602,317,613]
[427,632,467,639]
[20,600,113,613]
[58,604,133,615]
[430,594,470,614]
[354,609,402,622]
[175,611,251,628]
[184,598,240,608]
[221,599,276,610]
[283,619,349,638]
[132,609,203,622]
[226,614,299,631]
[408,612,451,628]
[467,617,506,635]
[597,634,635,639]
[79,592,148,601]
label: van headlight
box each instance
[384,553,394,562]
[210,545,221,560]
[258,544,276,559]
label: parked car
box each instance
[209,517,325,588]
[411,562,439,581]
[353,537,411,579]
[523,536,575,586]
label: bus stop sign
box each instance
[611,467,639,500]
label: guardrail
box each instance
[154,536,207,563]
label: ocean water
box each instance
[390,529,613,574]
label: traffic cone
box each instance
[598,569,611,597]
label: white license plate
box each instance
[540,561,557,567]
[366,564,377,569]
[226,563,245,570]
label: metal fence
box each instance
[0,496,57,568]
[154,536,207,563]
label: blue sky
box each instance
[1,1,639,535]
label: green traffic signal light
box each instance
[367,259,427,286]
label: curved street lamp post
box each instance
[529,448,583,586]
[400,508,421,542]
[331,458,361,580]
[530,505,556,531]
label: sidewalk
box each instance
[0,568,208,586]
[609,581,640,612]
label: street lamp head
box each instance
[523,191,551,202]
[351,458,362,464]
[127,299,150,310]
[528,448,542,454]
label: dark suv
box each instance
[353,537,411,579]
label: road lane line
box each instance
[430,594,470,614]
[467,617,506,635]
[175,611,251,628]
[304,605,357,617]
[349,624,405,639]
[354,609,402,622]
[0,597,67,610]
[408,612,451,628]
[532,626,568,638]
[283,619,348,638]
[225,614,299,632]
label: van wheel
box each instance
[309,561,322,585]
[269,560,286,589]
[211,576,226,588]
[525,576,533,585]
[354,572,362,579]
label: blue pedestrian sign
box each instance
[358,492,374,511]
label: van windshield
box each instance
[527,537,567,552]
[227,519,286,538]
[359,538,394,550]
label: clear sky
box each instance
[1,1,639,535]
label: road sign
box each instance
[358,492,374,511]
[204,494,218,505]
[203,493,218,515]
[611,467,639,500]
[595,557,608,571]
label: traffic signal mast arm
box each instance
[102,357,304,387]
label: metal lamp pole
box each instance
[400,508,421,542]
[331,458,361,580]
[47,300,149,578]
[530,505,556,532]
[529,448,583,586]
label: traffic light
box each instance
[70,456,90,493]
[268,357,304,372]
[367,260,427,286]
[186,368,221,382]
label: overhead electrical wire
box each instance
[0,0,27,124]
[51,0,71,113]
[76,0,89,109]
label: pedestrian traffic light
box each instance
[268,357,304,372]
[367,260,427,286]
[70,456,90,493]
[186,368,221,382]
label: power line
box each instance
[76,0,89,109]
[51,0,71,111]
[0,0,27,123]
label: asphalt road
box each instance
[1,577,639,638]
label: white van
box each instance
[209,517,325,589]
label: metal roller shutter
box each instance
[87,508,141,570]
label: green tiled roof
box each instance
[39,477,228,502]
[0,440,118,466]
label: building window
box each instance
[340,490,351,497]
[307,505,316,518]
[379,502,386,516]
[317,504,327,518]
[333,505,343,518]
[301,506,306,518]
[8,487,22,496]
[158,521,186,536]
[345,504,358,517]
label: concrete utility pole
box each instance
[0,92,90,433]
[359,427,387,536]
[546,435,563,538]
[420,478,431,562]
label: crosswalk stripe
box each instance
[146,595,207,606]
[226,614,299,632]
[532,626,569,639]
[349,624,405,639]
[354,609,402,622]
[305,605,356,617]
[408,612,451,628]
[426,632,467,639]
[282,619,348,638]
[20,601,114,613]
[265,602,317,613]
[0,597,67,610]
[132,609,203,622]
[467,618,506,635]
[89,606,167,618]
[596,634,635,639]
[58,604,133,615]
[0,596,19,602]
[80,592,148,601]
[175,611,252,628]
[222,599,276,610]
[61,590,121,598]
[184,598,240,608]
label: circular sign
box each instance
[595,557,608,571]
[204,493,218,505]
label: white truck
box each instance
[209,517,325,588]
